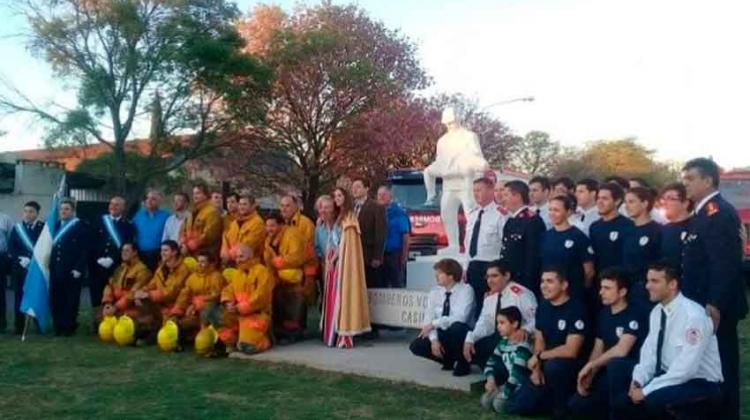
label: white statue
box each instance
[423,107,489,255]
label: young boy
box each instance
[481,306,533,413]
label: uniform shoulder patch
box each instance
[705,202,719,217]
[510,285,522,294]
[685,327,702,345]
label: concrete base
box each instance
[230,330,484,392]
[406,254,469,291]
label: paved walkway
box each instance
[230,330,485,392]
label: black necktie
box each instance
[469,210,484,258]
[442,291,452,317]
[495,291,503,317]
[655,309,667,376]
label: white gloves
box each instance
[97,257,114,269]
[18,256,30,268]
[71,270,82,279]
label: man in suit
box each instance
[50,198,90,336]
[351,178,386,289]
[499,180,546,295]
[7,201,44,334]
[681,157,748,420]
[89,196,136,325]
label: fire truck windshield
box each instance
[720,179,750,209]
[390,179,442,211]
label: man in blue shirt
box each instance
[505,266,588,419]
[132,189,169,270]
[377,185,411,288]
[589,183,634,273]
[568,266,647,419]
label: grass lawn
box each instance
[0,307,748,419]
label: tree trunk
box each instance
[303,169,321,219]
[113,143,127,196]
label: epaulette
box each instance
[705,201,719,217]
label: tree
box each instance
[512,130,560,175]
[1,0,271,196]
[235,3,429,212]
[551,138,679,187]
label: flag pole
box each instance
[21,315,32,342]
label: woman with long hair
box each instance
[320,188,371,348]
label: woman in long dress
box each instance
[320,188,371,348]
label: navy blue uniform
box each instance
[540,227,593,297]
[89,215,136,308]
[506,297,587,418]
[597,304,647,356]
[500,207,546,295]
[50,219,90,336]
[568,303,648,418]
[622,221,662,307]
[682,193,748,420]
[589,215,633,273]
[660,218,691,269]
[7,221,44,334]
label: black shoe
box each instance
[452,363,471,377]
[441,362,454,371]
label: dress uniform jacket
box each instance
[500,206,545,293]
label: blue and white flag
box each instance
[20,175,67,333]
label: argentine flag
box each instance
[20,175,67,333]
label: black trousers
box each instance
[459,333,499,369]
[0,253,8,331]
[505,358,579,419]
[568,367,610,419]
[718,316,741,420]
[612,378,722,420]
[49,271,82,336]
[382,251,405,288]
[88,263,116,308]
[365,264,384,289]
[11,266,28,334]
[467,260,489,321]
[410,322,470,368]
[140,250,160,272]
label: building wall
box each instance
[0,162,65,219]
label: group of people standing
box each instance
[410,157,746,420]
[0,177,411,354]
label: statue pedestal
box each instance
[406,254,469,291]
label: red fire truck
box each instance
[386,168,529,257]
[719,170,750,279]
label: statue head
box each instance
[442,107,461,129]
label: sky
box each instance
[1,0,749,169]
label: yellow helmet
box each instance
[183,257,198,272]
[194,325,218,356]
[157,320,180,352]
[222,268,239,282]
[98,316,117,343]
[278,268,303,284]
[113,315,135,346]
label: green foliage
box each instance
[552,138,680,188]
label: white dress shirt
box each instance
[464,202,505,262]
[465,281,538,343]
[424,282,476,341]
[571,206,601,237]
[632,293,723,396]
[162,211,188,243]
